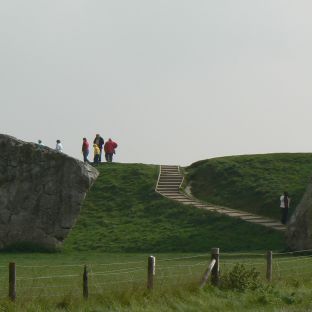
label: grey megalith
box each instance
[0,134,99,250]
[287,178,312,250]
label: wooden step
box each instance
[157,186,179,190]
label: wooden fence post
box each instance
[83,265,88,299]
[199,258,216,288]
[266,251,272,282]
[211,248,220,286]
[9,262,16,301]
[147,256,155,290]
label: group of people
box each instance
[82,134,118,165]
[37,135,118,165]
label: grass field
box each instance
[186,153,312,220]
[0,251,312,311]
[63,163,284,253]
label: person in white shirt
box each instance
[55,140,63,152]
[37,139,44,150]
[280,191,290,225]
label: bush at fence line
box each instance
[220,264,261,291]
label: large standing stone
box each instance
[0,134,99,250]
[287,178,312,250]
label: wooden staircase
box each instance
[156,165,286,232]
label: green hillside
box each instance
[187,153,312,220]
[64,163,284,252]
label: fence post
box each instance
[147,256,155,290]
[83,265,88,299]
[199,258,216,288]
[266,251,272,282]
[9,262,16,301]
[211,248,220,286]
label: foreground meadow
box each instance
[0,251,312,311]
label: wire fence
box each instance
[1,249,312,301]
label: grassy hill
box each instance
[64,163,284,252]
[186,153,312,220]
[3,159,312,311]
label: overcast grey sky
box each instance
[1,1,312,165]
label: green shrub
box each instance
[220,263,262,291]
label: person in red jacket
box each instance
[104,138,118,162]
[82,137,90,163]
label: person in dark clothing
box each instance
[93,134,104,162]
[280,191,290,225]
[104,138,118,162]
[82,138,90,163]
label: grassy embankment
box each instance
[187,153,312,220]
[64,162,284,252]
